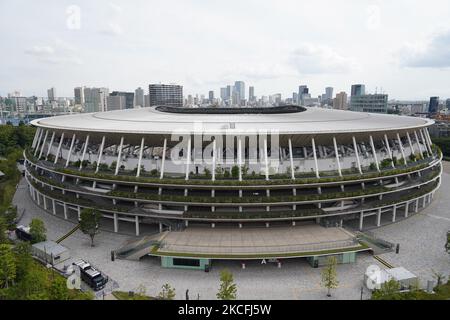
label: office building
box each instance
[351,84,366,97]
[135,87,145,108]
[349,94,388,113]
[149,84,183,107]
[47,87,56,102]
[110,91,134,110]
[333,92,348,110]
[74,87,85,105]
[429,97,439,114]
[106,95,126,111]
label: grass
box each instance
[112,291,155,300]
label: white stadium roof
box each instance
[31,106,433,135]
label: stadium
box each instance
[24,105,442,269]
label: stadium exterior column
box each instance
[95,135,106,173]
[185,136,192,181]
[288,138,296,179]
[136,137,145,177]
[406,132,416,159]
[34,128,44,156]
[311,137,320,178]
[384,134,395,168]
[352,136,363,174]
[160,138,167,179]
[46,131,55,160]
[369,135,380,172]
[65,133,76,167]
[396,133,407,165]
[54,132,65,164]
[333,136,342,177]
[38,130,49,159]
[79,135,90,170]
[414,131,424,158]
[115,136,124,176]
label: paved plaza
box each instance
[13,169,450,300]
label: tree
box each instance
[321,256,339,297]
[231,165,239,179]
[0,244,16,288]
[0,217,8,244]
[29,218,46,244]
[79,208,102,247]
[432,269,446,287]
[371,279,401,300]
[158,283,176,300]
[216,269,237,300]
[12,241,33,282]
[49,276,70,300]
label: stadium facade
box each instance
[24,106,442,268]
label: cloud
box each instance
[100,22,124,36]
[398,29,450,69]
[24,40,82,66]
[24,46,55,56]
[288,43,360,74]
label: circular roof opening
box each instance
[155,105,307,114]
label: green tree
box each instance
[12,241,33,282]
[231,165,240,179]
[321,256,339,297]
[49,276,70,300]
[29,218,46,244]
[216,269,237,300]
[79,208,102,247]
[0,218,8,244]
[371,279,401,300]
[0,244,16,288]
[158,283,176,300]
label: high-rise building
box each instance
[148,84,183,107]
[298,85,310,105]
[220,88,228,101]
[293,92,298,104]
[349,94,388,113]
[351,84,366,97]
[74,87,85,105]
[106,95,126,111]
[429,97,439,114]
[446,99,450,110]
[134,87,145,108]
[84,87,109,113]
[47,87,56,101]
[208,91,214,103]
[333,92,348,110]
[144,94,150,108]
[110,91,134,109]
[226,85,233,101]
[325,87,334,100]
[234,81,245,105]
[249,86,255,102]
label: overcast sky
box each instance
[1,0,450,100]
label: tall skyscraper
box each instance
[110,91,134,109]
[208,90,214,103]
[249,86,255,102]
[220,87,228,101]
[134,87,145,108]
[333,92,348,110]
[47,87,56,101]
[298,85,310,105]
[429,97,439,114]
[74,87,85,105]
[325,87,334,100]
[149,84,183,107]
[234,81,245,105]
[84,87,109,113]
[351,84,366,97]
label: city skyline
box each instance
[1,0,450,100]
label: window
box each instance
[173,258,200,267]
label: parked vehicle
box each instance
[15,225,32,242]
[72,259,108,291]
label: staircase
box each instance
[114,232,168,260]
